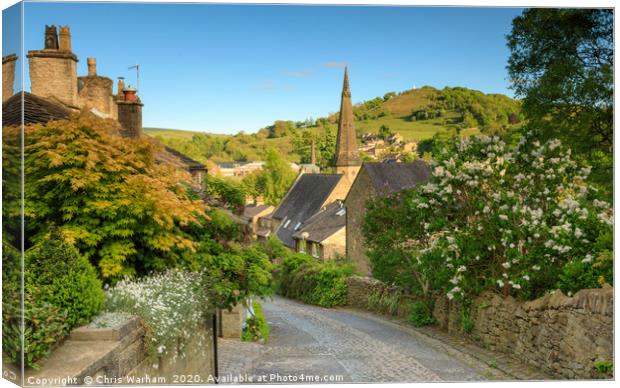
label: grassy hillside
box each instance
[146,86,522,164]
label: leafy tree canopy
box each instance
[507,8,613,194]
[4,114,205,280]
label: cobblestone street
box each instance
[218,296,538,383]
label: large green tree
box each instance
[507,9,613,193]
[242,148,296,205]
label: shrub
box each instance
[242,301,270,343]
[25,230,105,329]
[367,290,401,316]
[407,301,435,327]
[278,255,352,307]
[594,360,613,375]
[9,115,205,280]
[364,133,613,304]
[106,269,209,359]
[3,233,105,368]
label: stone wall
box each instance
[27,50,78,107]
[346,276,613,379]
[344,170,374,275]
[2,54,17,102]
[23,315,215,386]
[321,227,346,259]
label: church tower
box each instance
[333,66,361,184]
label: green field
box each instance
[146,85,519,163]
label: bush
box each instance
[25,230,105,329]
[407,301,435,327]
[106,269,209,359]
[367,290,401,316]
[278,255,352,307]
[2,233,105,368]
[242,301,270,343]
[364,133,613,304]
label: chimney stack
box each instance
[87,58,97,77]
[58,26,72,51]
[28,25,78,106]
[117,86,143,138]
[116,77,125,97]
[2,54,18,102]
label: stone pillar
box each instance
[2,54,17,102]
[220,304,244,339]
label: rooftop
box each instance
[273,173,342,248]
[292,200,346,243]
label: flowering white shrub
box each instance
[106,269,210,360]
[364,132,613,302]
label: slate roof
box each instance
[292,200,346,243]
[162,145,207,171]
[273,173,342,248]
[359,160,431,196]
[2,92,72,126]
[243,204,273,219]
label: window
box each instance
[283,219,291,228]
[311,243,319,258]
[335,208,346,216]
[299,240,305,253]
[294,222,302,231]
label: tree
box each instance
[378,125,393,140]
[5,114,205,280]
[292,126,336,170]
[241,148,296,206]
[260,148,296,205]
[507,9,613,194]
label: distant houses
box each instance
[213,161,305,178]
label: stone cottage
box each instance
[345,161,431,274]
[292,200,346,259]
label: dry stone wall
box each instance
[23,315,215,386]
[346,276,613,379]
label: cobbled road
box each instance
[218,296,506,383]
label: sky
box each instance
[3,2,523,134]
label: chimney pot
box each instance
[87,58,97,77]
[123,87,137,102]
[58,26,72,51]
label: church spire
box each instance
[333,66,360,168]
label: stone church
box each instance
[266,67,362,260]
[2,25,206,186]
[267,67,431,274]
